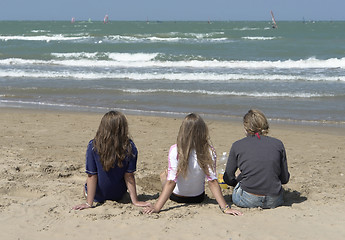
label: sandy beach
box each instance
[1,108,344,240]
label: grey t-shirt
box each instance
[223,135,290,196]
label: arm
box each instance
[72,174,97,210]
[143,180,176,214]
[208,179,242,216]
[223,147,240,187]
[124,172,151,207]
[279,146,290,184]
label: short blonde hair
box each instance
[243,109,269,135]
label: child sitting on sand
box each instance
[223,109,290,208]
[73,111,151,210]
[143,113,242,216]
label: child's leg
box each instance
[160,169,168,190]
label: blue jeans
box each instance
[232,183,284,209]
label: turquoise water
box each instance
[0,21,345,124]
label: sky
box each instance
[0,0,344,21]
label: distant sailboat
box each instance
[270,10,278,29]
[104,14,109,24]
[71,17,75,24]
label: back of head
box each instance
[243,109,269,136]
[177,113,213,178]
[177,113,208,148]
[93,111,131,171]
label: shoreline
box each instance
[1,107,345,239]
[1,105,344,130]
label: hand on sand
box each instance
[142,205,159,214]
[224,208,243,216]
[134,201,153,208]
[72,203,92,210]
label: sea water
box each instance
[0,21,344,125]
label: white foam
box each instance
[0,69,107,80]
[104,34,229,43]
[31,30,50,33]
[43,53,345,70]
[107,53,158,62]
[51,52,159,62]
[105,35,143,42]
[0,34,89,42]
[233,27,261,31]
[147,36,183,42]
[2,57,345,74]
[0,99,77,108]
[62,57,345,69]
[51,52,99,59]
[1,67,344,83]
[185,32,225,38]
[51,52,205,62]
[0,32,230,44]
[242,36,277,40]
[122,88,331,98]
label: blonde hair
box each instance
[93,111,132,171]
[176,113,214,178]
[243,109,269,136]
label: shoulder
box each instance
[265,136,284,146]
[127,140,138,160]
[169,144,178,157]
[232,137,249,147]
[267,136,285,152]
[86,139,95,151]
[85,139,98,164]
[169,144,177,152]
[129,139,137,151]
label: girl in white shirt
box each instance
[143,113,242,216]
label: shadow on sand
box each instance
[202,187,307,208]
[283,188,307,206]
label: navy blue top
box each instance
[224,135,290,196]
[85,139,137,202]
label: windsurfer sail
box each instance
[270,10,277,29]
[104,14,109,24]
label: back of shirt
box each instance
[224,135,289,196]
[85,139,138,202]
[167,144,217,197]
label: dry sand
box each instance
[1,108,344,240]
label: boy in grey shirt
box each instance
[223,109,290,208]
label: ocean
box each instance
[1,21,345,125]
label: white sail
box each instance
[270,10,277,29]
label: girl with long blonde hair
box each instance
[144,113,242,216]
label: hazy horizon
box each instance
[1,0,344,22]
